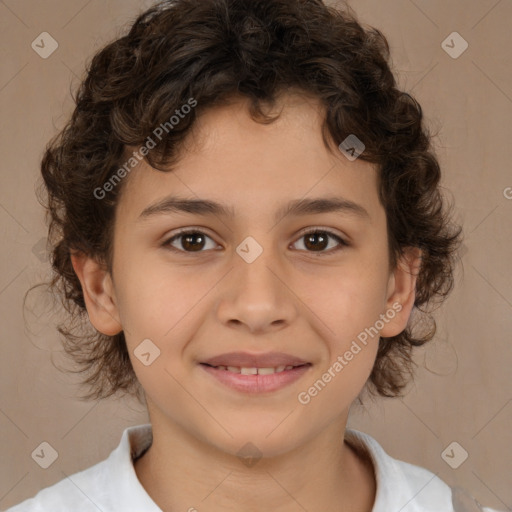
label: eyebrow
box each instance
[137,195,370,223]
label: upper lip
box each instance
[201,351,310,368]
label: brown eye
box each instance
[292,229,348,255]
[304,232,329,251]
[163,230,217,253]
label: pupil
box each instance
[183,233,204,251]
[305,232,328,251]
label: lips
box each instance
[200,351,310,369]
[199,355,312,393]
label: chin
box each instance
[206,420,308,461]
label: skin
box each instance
[71,91,421,512]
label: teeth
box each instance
[240,367,258,375]
[214,365,298,374]
[257,367,276,375]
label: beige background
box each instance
[1,0,511,510]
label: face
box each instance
[73,92,418,458]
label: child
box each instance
[7,0,503,510]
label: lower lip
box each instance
[199,364,311,393]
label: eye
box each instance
[163,229,218,253]
[291,228,348,255]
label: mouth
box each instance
[198,353,312,393]
[200,351,310,369]
[200,362,310,375]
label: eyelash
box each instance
[162,227,349,256]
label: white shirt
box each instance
[5,424,501,512]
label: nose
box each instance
[215,240,298,335]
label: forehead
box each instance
[116,93,382,224]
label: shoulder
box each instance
[345,429,503,512]
[4,424,156,512]
[4,457,112,512]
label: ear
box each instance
[380,247,422,338]
[70,251,123,336]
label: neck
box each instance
[134,414,376,512]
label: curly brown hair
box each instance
[29,0,462,403]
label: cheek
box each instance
[308,265,390,335]
[116,260,222,360]
[113,259,182,337]
[302,272,388,398]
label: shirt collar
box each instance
[105,423,160,511]
[345,428,452,511]
[108,424,451,512]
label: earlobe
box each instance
[380,247,422,338]
[70,251,123,336]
